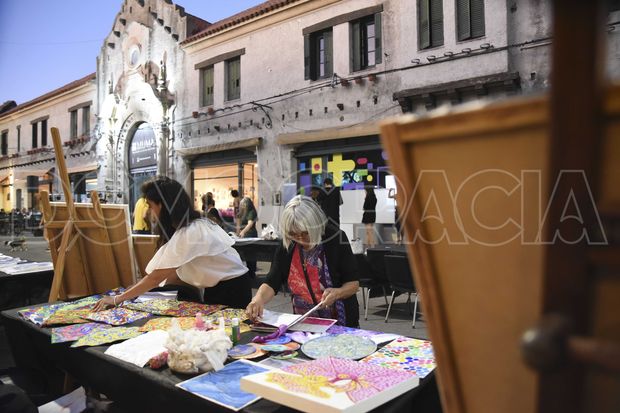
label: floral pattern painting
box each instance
[360,337,436,378]
[71,327,143,347]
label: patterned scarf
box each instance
[288,244,347,326]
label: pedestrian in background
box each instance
[132,195,150,234]
[362,186,377,248]
[238,197,258,278]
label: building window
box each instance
[1,131,7,156]
[418,0,444,49]
[304,28,333,80]
[41,119,48,147]
[350,14,382,72]
[200,66,214,107]
[16,126,20,152]
[82,106,90,135]
[457,0,485,41]
[226,57,241,101]
[32,123,38,148]
[70,109,78,138]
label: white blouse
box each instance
[145,218,248,287]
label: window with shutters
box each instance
[304,28,333,81]
[32,123,38,149]
[226,57,241,101]
[457,0,485,41]
[82,106,90,135]
[70,109,78,138]
[200,66,214,107]
[418,0,444,49]
[1,131,7,156]
[350,13,382,72]
[41,119,47,147]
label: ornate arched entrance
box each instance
[127,122,157,209]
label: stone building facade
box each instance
[1,0,617,239]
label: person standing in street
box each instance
[362,186,377,248]
[132,195,150,234]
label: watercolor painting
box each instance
[359,337,436,378]
[241,357,419,413]
[177,360,268,411]
[301,334,377,360]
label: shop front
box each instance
[127,123,157,211]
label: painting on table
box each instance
[51,323,112,344]
[359,337,436,378]
[83,307,150,326]
[138,317,196,332]
[177,360,269,411]
[71,327,143,347]
[241,357,419,413]
[301,334,377,360]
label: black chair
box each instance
[355,254,389,320]
[383,254,419,328]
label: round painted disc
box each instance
[272,350,298,360]
[265,335,292,345]
[284,341,300,351]
[301,334,377,360]
[228,344,256,357]
[230,343,266,359]
[260,344,290,352]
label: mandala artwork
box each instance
[359,337,436,378]
[301,334,377,360]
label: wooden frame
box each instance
[41,127,137,301]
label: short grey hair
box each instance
[280,195,327,249]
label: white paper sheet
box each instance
[38,386,86,413]
[104,330,169,367]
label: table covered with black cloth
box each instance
[0,267,53,313]
[1,304,441,413]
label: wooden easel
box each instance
[41,127,128,301]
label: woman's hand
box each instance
[246,299,264,321]
[93,296,116,312]
[320,288,342,308]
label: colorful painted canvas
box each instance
[359,337,436,378]
[177,360,269,411]
[71,327,143,347]
[43,309,93,326]
[18,296,101,326]
[204,308,251,336]
[241,357,419,413]
[83,308,150,326]
[51,323,112,344]
[325,325,380,338]
[124,299,179,315]
[138,317,196,332]
[301,334,377,360]
[159,301,226,317]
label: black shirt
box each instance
[264,224,360,327]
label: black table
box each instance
[0,266,54,312]
[232,239,281,262]
[1,304,441,413]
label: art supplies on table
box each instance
[104,330,169,367]
[359,337,436,378]
[254,309,336,337]
[301,334,377,360]
[229,343,266,360]
[177,360,269,411]
[241,357,419,413]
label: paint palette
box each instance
[230,343,266,360]
[265,336,291,345]
[261,344,290,353]
[301,334,377,360]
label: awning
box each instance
[65,155,98,174]
[176,137,262,157]
[276,122,380,145]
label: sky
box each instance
[0,0,262,105]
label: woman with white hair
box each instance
[246,195,360,327]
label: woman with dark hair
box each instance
[94,176,251,310]
[238,197,258,278]
[205,193,224,228]
[362,186,377,248]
